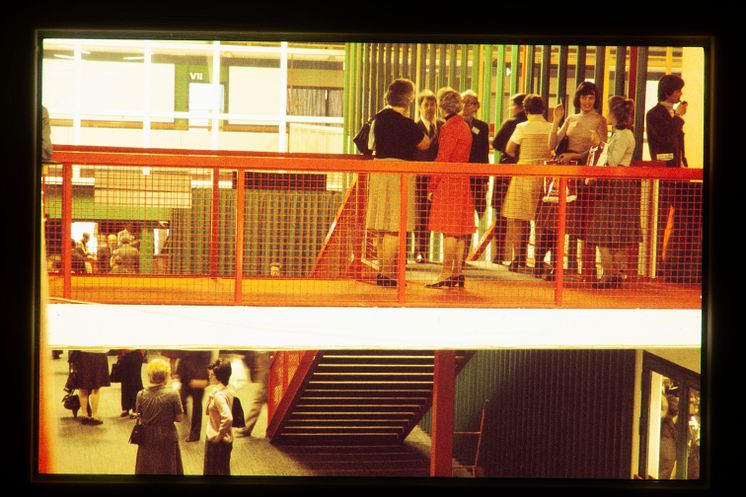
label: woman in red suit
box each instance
[426,88,474,288]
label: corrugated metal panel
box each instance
[421,349,635,478]
[170,188,340,276]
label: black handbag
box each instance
[63,392,80,413]
[232,396,246,428]
[110,360,123,383]
[554,135,570,157]
[353,118,374,156]
[129,420,143,445]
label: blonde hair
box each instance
[147,358,171,385]
[437,87,462,116]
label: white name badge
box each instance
[472,126,480,134]
[656,153,674,161]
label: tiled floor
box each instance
[40,351,455,478]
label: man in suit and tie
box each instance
[460,90,491,265]
[413,90,442,263]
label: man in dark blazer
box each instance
[461,90,491,218]
[646,74,688,168]
[646,74,691,282]
[460,90,491,265]
[413,89,442,263]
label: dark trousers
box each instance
[204,440,232,476]
[119,350,144,411]
[181,386,205,439]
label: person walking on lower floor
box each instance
[236,350,270,438]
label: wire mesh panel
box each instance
[43,148,701,310]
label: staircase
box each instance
[267,350,473,445]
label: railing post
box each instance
[62,163,73,299]
[430,350,455,477]
[234,170,245,304]
[555,177,567,306]
[398,173,408,303]
[210,168,220,278]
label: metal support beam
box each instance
[430,350,456,477]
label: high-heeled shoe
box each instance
[425,275,464,289]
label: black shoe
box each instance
[451,275,465,288]
[377,274,397,287]
[592,279,612,289]
[508,261,523,273]
[426,279,450,289]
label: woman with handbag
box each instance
[134,358,184,475]
[71,349,111,425]
[585,96,640,289]
[548,81,608,283]
[501,94,553,272]
[365,78,431,288]
[203,359,234,475]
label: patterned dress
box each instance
[501,116,553,221]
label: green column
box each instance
[460,45,469,89]
[593,46,606,114]
[509,45,519,97]
[524,45,535,93]
[557,45,568,108]
[482,44,493,124]
[633,46,649,161]
[615,46,627,97]
[471,45,480,93]
[494,44,506,163]
[540,45,551,117]
[448,44,457,87]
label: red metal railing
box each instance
[266,350,319,436]
[43,145,703,308]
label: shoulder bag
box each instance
[109,359,123,383]
[232,396,246,428]
[353,118,375,156]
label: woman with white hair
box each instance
[365,78,431,287]
[134,357,184,475]
[426,88,474,288]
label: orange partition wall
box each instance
[43,146,702,310]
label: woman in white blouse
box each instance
[549,82,608,282]
[203,359,235,475]
[585,96,640,289]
